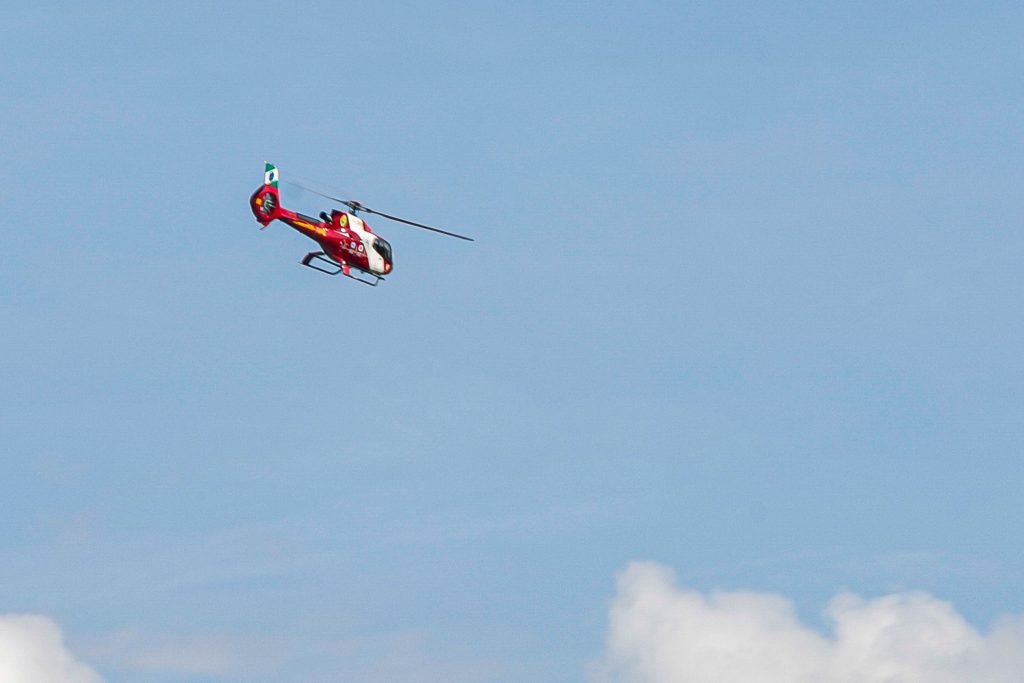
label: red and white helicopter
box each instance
[249,162,472,286]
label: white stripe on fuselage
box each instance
[347,214,384,274]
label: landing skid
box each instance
[300,252,383,287]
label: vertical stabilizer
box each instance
[264,162,280,187]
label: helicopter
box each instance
[249,162,473,286]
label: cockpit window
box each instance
[373,238,393,264]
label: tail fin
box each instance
[263,162,280,188]
[250,161,283,226]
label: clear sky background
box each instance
[2,2,1023,682]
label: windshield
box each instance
[373,238,393,264]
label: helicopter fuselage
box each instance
[250,184,392,276]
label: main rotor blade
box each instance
[285,180,475,242]
[361,207,475,242]
[285,181,348,206]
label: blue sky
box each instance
[2,2,1023,682]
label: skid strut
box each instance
[300,252,383,286]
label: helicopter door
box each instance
[360,236,390,274]
[372,238,393,265]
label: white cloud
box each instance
[593,562,1024,683]
[0,614,102,683]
